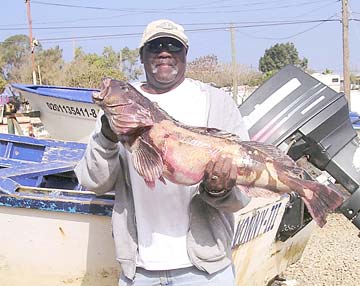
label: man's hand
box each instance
[101,115,119,143]
[202,156,237,197]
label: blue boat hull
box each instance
[0,133,114,216]
[0,133,118,285]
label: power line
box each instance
[289,0,340,19]
[0,13,133,27]
[170,0,334,10]
[0,0,338,28]
[31,19,341,44]
[173,0,233,9]
[0,19,344,31]
[4,17,360,45]
[31,0,338,14]
[0,18,350,44]
[349,3,360,46]
[32,1,129,12]
[237,14,339,40]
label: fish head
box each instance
[93,78,155,137]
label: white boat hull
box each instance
[233,196,315,285]
[20,90,99,143]
[0,206,119,286]
[0,196,313,286]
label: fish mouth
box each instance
[110,102,133,108]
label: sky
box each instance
[1,0,360,75]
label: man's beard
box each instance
[150,63,179,83]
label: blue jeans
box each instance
[119,265,235,286]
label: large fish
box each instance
[93,78,346,227]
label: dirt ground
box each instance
[278,213,360,286]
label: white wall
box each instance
[351,90,360,114]
[311,73,341,92]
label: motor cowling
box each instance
[239,65,360,238]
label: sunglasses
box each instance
[144,39,184,53]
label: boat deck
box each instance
[0,133,114,216]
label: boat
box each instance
[0,133,86,192]
[350,111,360,136]
[4,66,359,285]
[0,133,119,286]
[0,113,312,285]
[0,133,309,285]
[0,133,304,285]
[11,84,100,143]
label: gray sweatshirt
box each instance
[74,79,251,280]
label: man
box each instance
[75,19,250,286]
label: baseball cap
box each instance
[139,19,189,49]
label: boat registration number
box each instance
[232,201,283,247]
[46,102,98,118]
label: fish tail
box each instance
[288,177,345,227]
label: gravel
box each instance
[278,213,360,286]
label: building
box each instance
[311,73,341,92]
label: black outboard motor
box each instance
[239,65,360,239]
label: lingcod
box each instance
[92,78,346,227]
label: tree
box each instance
[36,46,65,85]
[0,55,6,91]
[322,69,333,75]
[63,47,125,88]
[186,55,262,87]
[259,42,308,75]
[0,34,53,84]
[350,73,360,89]
[61,46,143,88]
[0,35,142,87]
[7,45,64,85]
[0,76,6,92]
[0,35,30,80]
[186,54,221,85]
[120,47,143,80]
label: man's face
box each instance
[141,37,187,92]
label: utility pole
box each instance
[119,49,123,73]
[342,0,350,107]
[230,24,238,105]
[37,65,42,85]
[72,39,76,59]
[25,0,37,85]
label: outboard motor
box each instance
[239,65,360,240]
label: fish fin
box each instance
[131,137,164,184]
[284,176,346,227]
[159,176,167,185]
[273,160,304,178]
[242,186,281,198]
[145,180,156,189]
[242,141,302,175]
[184,126,240,140]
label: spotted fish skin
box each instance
[93,78,347,227]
